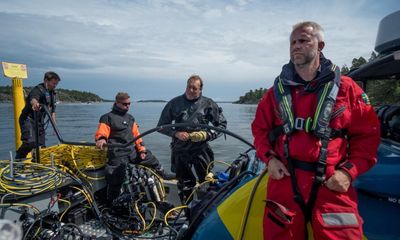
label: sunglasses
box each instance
[119,102,131,106]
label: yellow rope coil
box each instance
[38,144,107,181]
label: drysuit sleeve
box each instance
[207,101,227,141]
[338,81,380,181]
[132,122,146,153]
[50,91,57,113]
[157,100,176,137]
[95,115,111,141]
[27,86,42,104]
[251,89,279,165]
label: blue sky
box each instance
[0,0,399,101]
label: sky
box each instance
[0,0,399,101]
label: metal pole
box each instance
[33,111,40,163]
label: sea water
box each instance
[0,102,257,170]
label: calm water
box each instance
[0,102,395,239]
[0,102,257,169]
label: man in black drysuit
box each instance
[157,75,227,203]
[16,71,61,159]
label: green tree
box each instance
[347,53,400,106]
[234,88,268,104]
[350,56,367,70]
[368,51,377,62]
[341,64,350,75]
[0,86,105,103]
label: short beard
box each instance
[291,51,317,68]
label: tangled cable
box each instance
[0,161,63,196]
[39,144,106,181]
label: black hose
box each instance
[238,167,269,240]
[41,105,255,149]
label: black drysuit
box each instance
[157,94,227,202]
[16,83,56,159]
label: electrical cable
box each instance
[185,180,213,205]
[0,162,63,196]
[134,195,147,232]
[144,201,157,231]
[206,160,231,175]
[57,198,72,221]
[164,205,188,226]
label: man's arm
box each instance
[95,115,111,150]
[27,86,42,111]
[251,90,279,165]
[207,101,227,141]
[251,89,291,180]
[326,80,380,192]
[30,98,40,111]
[157,101,177,137]
[132,122,146,154]
[157,99,194,141]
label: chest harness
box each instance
[26,84,56,128]
[269,65,344,237]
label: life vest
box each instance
[270,64,343,239]
[34,83,56,111]
[269,64,342,143]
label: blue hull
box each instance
[355,139,400,239]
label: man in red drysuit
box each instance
[252,21,380,239]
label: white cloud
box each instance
[0,0,398,100]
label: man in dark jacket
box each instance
[16,71,60,159]
[157,75,227,203]
[95,92,174,205]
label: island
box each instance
[0,86,105,103]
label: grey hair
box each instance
[292,21,325,41]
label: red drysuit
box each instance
[252,74,380,239]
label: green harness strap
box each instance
[271,65,341,239]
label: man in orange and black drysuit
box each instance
[252,21,380,239]
[95,92,173,205]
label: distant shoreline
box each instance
[0,100,239,104]
[137,100,167,103]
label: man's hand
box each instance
[31,98,40,111]
[175,131,190,141]
[325,170,351,192]
[268,157,290,180]
[96,139,107,150]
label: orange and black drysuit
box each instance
[252,56,380,239]
[95,104,163,204]
[16,83,57,159]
